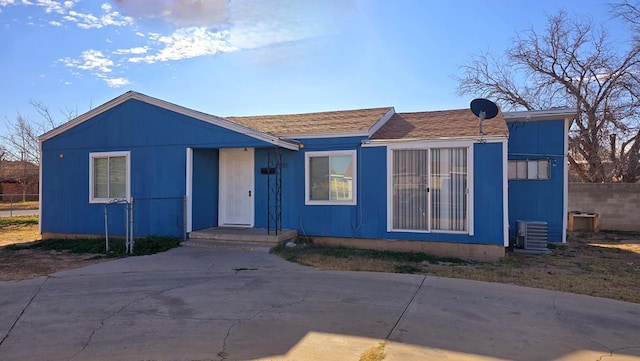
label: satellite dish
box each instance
[470,98,498,121]
[470,98,498,139]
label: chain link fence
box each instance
[0,194,39,217]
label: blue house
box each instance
[39,91,574,260]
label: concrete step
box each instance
[181,239,274,252]
[188,228,297,244]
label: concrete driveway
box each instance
[0,243,638,361]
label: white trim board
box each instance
[185,148,193,233]
[88,151,131,204]
[385,140,475,235]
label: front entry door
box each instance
[219,148,254,227]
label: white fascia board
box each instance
[368,108,396,137]
[562,118,570,243]
[362,135,508,147]
[503,108,577,122]
[276,131,369,139]
[501,138,509,247]
[38,140,43,235]
[40,91,300,151]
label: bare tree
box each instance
[2,100,76,166]
[456,9,640,182]
[1,101,76,200]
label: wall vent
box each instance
[516,221,548,251]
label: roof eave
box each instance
[39,91,300,151]
[275,131,369,139]
[503,108,577,122]
[362,134,508,146]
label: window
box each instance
[89,151,130,203]
[431,148,467,231]
[392,147,469,233]
[305,150,356,205]
[508,160,549,180]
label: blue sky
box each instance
[0,0,625,137]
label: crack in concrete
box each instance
[385,276,426,340]
[551,295,640,361]
[551,295,613,356]
[596,346,640,361]
[66,276,226,361]
[0,276,49,348]
[216,289,311,361]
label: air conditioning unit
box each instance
[516,221,548,251]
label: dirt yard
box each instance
[0,222,106,281]
[0,249,106,281]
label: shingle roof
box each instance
[226,107,393,136]
[371,108,508,140]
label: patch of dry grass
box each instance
[359,341,386,361]
[0,200,39,211]
[0,216,40,247]
[272,231,640,304]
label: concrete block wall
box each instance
[568,183,640,231]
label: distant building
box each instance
[0,160,39,201]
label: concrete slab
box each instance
[0,245,638,361]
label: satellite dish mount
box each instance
[470,98,498,140]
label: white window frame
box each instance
[508,159,550,180]
[387,140,474,235]
[305,150,357,205]
[89,151,131,203]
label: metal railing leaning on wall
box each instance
[103,196,187,254]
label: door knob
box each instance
[249,190,252,197]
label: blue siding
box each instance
[250,138,505,246]
[42,97,507,247]
[192,149,218,230]
[41,99,275,238]
[507,119,565,242]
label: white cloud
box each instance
[61,49,113,73]
[35,0,65,14]
[2,0,134,29]
[128,27,237,64]
[102,77,130,88]
[60,49,130,87]
[100,10,133,27]
[114,46,148,55]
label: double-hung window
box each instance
[89,151,130,203]
[391,146,470,233]
[305,150,356,205]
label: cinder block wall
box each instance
[568,183,640,231]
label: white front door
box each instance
[219,148,254,227]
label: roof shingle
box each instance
[371,108,508,140]
[226,107,393,136]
